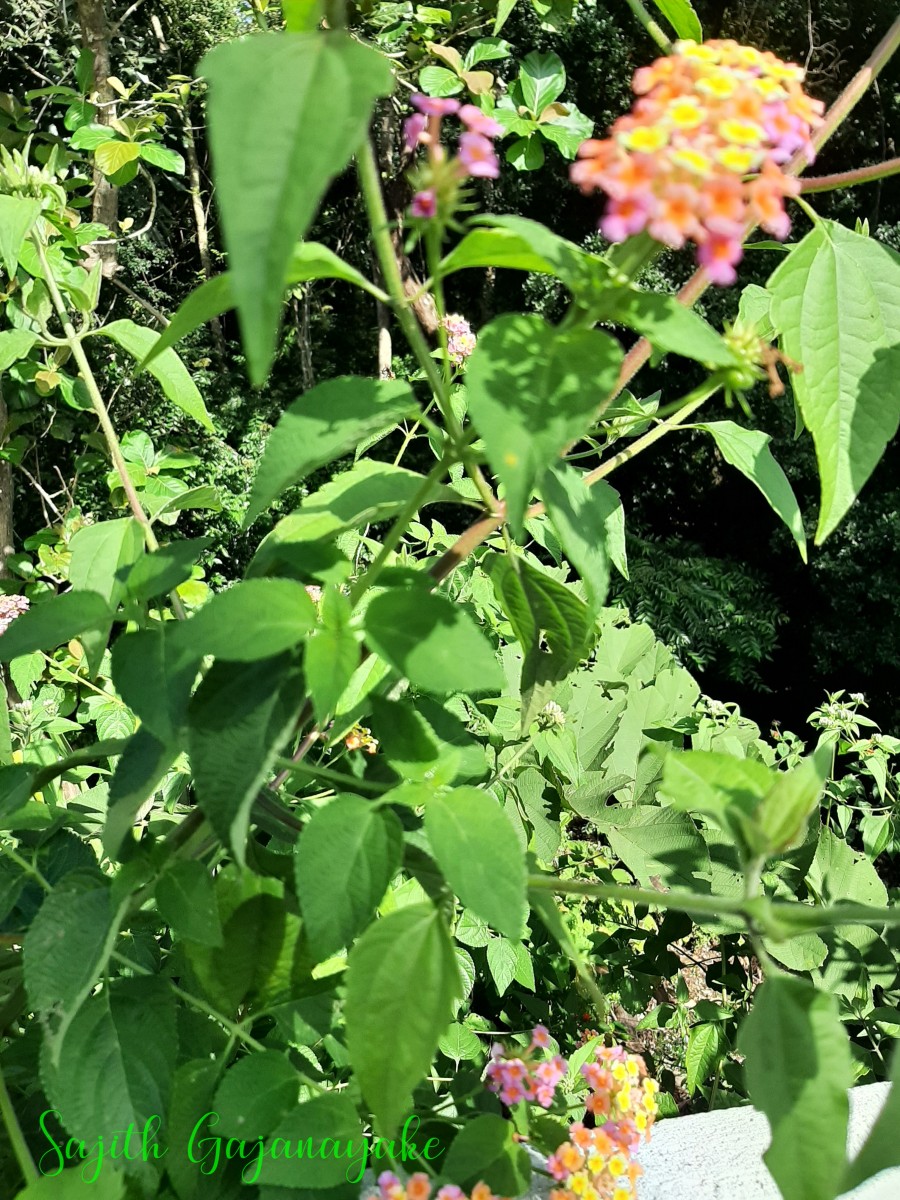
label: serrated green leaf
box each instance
[769,222,900,543]
[41,977,177,1141]
[244,377,415,526]
[486,936,518,995]
[0,591,111,662]
[466,314,622,534]
[364,589,502,695]
[201,31,393,385]
[103,730,178,861]
[542,464,611,611]
[444,1113,531,1195]
[425,786,526,938]
[97,319,213,431]
[68,518,144,674]
[295,796,403,959]
[174,579,316,662]
[187,654,303,863]
[213,1051,299,1141]
[258,1093,365,1187]
[111,625,197,743]
[156,860,222,947]
[345,902,461,1133]
[305,586,359,723]
[739,974,852,1200]
[124,536,211,602]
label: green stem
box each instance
[33,237,188,622]
[0,1059,38,1186]
[792,195,822,226]
[800,156,900,195]
[274,755,390,795]
[583,381,721,486]
[356,141,452,426]
[622,0,673,53]
[529,874,900,934]
[349,456,452,603]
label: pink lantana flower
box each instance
[459,104,504,138]
[458,132,500,178]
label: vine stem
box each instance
[0,1060,38,1186]
[33,237,188,622]
[528,875,900,934]
[622,0,672,53]
[800,155,900,195]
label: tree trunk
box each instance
[77,0,119,276]
[181,96,227,355]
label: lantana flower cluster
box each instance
[546,1046,659,1200]
[571,39,825,284]
[443,314,477,367]
[371,1172,506,1200]
[485,1024,568,1108]
[405,95,503,221]
[0,594,30,636]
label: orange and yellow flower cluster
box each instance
[571,39,825,284]
[546,1046,659,1200]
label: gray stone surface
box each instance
[362,1083,897,1199]
[526,1082,897,1200]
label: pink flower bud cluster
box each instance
[406,95,503,221]
[0,594,30,636]
[485,1025,568,1108]
[443,314,477,368]
[546,1046,659,1200]
[372,1171,505,1200]
[571,39,825,284]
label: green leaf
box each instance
[0,591,111,662]
[258,1093,365,1187]
[494,0,518,33]
[756,743,830,853]
[685,1023,722,1095]
[0,194,43,278]
[419,65,464,96]
[305,586,359,723]
[24,884,122,1041]
[124,536,211,601]
[440,1021,483,1064]
[650,0,702,40]
[94,139,141,176]
[842,1042,900,1191]
[364,588,502,695]
[659,750,774,856]
[104,730,178,861]
[738,283,776,340]
[174,579,316,662]
[295,795,403,959]
[425,786,527,938]
[13,1172,126,1200]
[698,421,807,561]
[138,141,185,173]
[97,319,214,432]
[155,859,223,947]
[345,901,461,1133]
[0,328,37,371]
[444,1113,531,1195]
[187,654,304,863]
[591,805,710,892]
[486,936,518,995]
[506,134,545,171]
[537,105,594,159]
[69,123,113,150]
[768,222,900,543]
[213,1051,299,1140]
[201,31,392,386]
[244,377,415,526]
[68,517,144,674]
[41,977,177,1141]
[593,290,740,368]
[518,51,565,115]
[541,464,611,611]
[739,973,852,1200]
[141,244,385,369]
[467,313,622,534]
[111,625,197,743]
